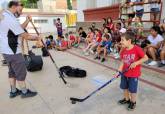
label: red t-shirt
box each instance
[106,23,115,31]
[120,45,145,78]
[69,35,76,41]
[96,33,102,43]
[61,40,68,48]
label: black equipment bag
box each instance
[42,47,49,57]
[24,51,43,72]
[59,66,87,78]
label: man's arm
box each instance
[20,32,40,41]
[21,15,32,29]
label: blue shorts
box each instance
[58,31,63,37]
[120,75,139,93]
[151,8,160,13]
[136,9,144,18]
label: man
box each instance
[0,1,40,98]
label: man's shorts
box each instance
[120,75,139,93]
[3,53,27,81]
[136,9,144,18]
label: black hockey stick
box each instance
[70,69,128,104]
[30,20,67,84]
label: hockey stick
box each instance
[29,20,67,84]
[70,69,128,104]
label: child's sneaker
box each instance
[101,58,105,62]
[84,52,90,56]
[127,101,136,111]
[118,98,130,105]
[89,49,94,54]
[74,44,79,48]
[94,56,100,60]
[21,89,37,98]
[9,88,22,98]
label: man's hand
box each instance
[26,15,32,21]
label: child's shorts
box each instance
[151,8,160,13]
[120,75,139,93]
[136,9,144,18]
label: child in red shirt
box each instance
[56,36,68,51]
[68,31,76,48]
[118,31,148,110]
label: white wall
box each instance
[77,0,87,22]
[19,15,66,35]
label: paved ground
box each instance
[0,46,165,114]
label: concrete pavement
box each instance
[0,47,165,114]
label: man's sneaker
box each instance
[101,58,105,62]
[148,61,157,66]
[118,98,130,105]
[94,56,100,60]
[127,101,136,111]
[158,63,165,67]
[2,60,7,66]
[21,89,37,98]
[9,88,21,98]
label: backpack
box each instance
[59,66,87,78]
[42,47,49,57]
[24,51,43,72]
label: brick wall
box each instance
[83,4,120,21]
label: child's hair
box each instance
[122,31,135,43]
[88,27,93,32]
[78,27,83,31]
[94,28,99,32]
[151,26,162,35]
[69,31,73,34]
[61,36,64,39]
[57,18,60,21]
[117,22,121,27]
[103,33,110,40]
[104,27,111,34]
[48,35,53,40]
[107,17,113,24]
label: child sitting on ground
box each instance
[83,29,102,56]
[94,34,112,62]
[68,31,76,48]
[85,27,94,45]
[55,36,68,51]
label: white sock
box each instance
[161,60,165,64]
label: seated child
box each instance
[55,36,68,51]
[83,29,102,56]
[94,34,112,62]
[156,39,165,67]
[68,31,76,48]
[85,27,94,45]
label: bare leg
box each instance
[148,47,157,61]
[124,89,130,100]
[130,93,137,103]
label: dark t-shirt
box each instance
[79,31,87,38]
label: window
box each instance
[34,19,48,24]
